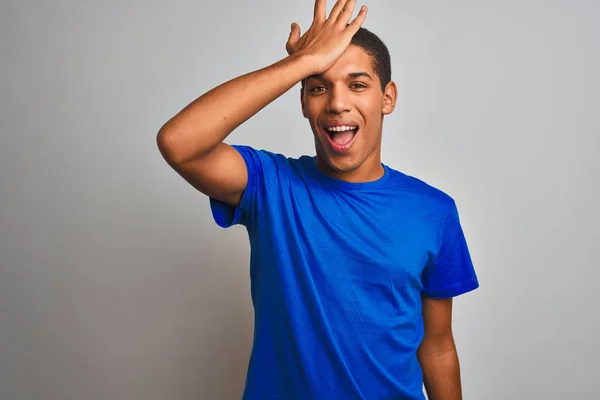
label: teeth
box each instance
[327,126,357,132]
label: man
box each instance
[157,1,479,399]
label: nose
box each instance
[326,86,351,114]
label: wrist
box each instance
[286,51,319,79]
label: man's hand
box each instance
[286,0,368,76]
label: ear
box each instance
[301,86,308,118]
[382,81,398,115]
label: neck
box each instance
[316,147,384,183]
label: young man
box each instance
[157,1,479,399]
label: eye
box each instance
[350,83,367,89]
[310,85,326,92]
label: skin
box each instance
[419,297,463,400]
[157,0,464,398]
[301,45,397,183]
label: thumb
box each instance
[287,23,301,52]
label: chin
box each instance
[314,135,369,174]
[318,151,362,174]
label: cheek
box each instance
[305,99,323,115]
[304,106,324,129]
[357,98,383,127]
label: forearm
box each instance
[418,335,462,400]
[157,52,314,164]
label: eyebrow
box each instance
[305,72,374,82]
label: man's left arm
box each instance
[417,296,462,400]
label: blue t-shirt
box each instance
[210,145,479,400]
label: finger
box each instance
[313,0,326,24]
[328,0,348,23]
[337,0,356,24]
[346,5,367,33]
[286,23,301,54]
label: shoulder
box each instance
[385,166,457,212]
[229,145,311,180]
[231,145,287,164]
[228,145,294,175]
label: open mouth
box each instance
[324,125,359,153]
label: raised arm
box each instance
[156,0,367,206]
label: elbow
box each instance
[156,127,179,164]
[418,333,457,360]
[156,125,193,166]
[156,123,215,165]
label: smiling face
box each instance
[301,45,397,183]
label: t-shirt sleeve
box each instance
[209,145,278,229]
[421,203,480,299]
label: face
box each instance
[301,45,397,182]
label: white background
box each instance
[1,0,598,398]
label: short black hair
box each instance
[350,27,391,91]
[302,27,391,92]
